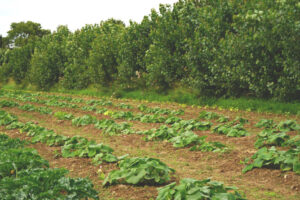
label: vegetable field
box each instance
[0,89,299,200]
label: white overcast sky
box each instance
[0,0,178,36]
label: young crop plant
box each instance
[171,120,212,131]
[36,106,52,114]
[138,104,184,115]
[0,135,99,199]
[243,146,300,174]
[156,178,246,200]
[169,131,202,148]
[54,111,74,120]
[0,100,19,108]
[45,100,79,109]
[108,111,135,120]
[81,105,98,111]
[86,99,113,106]
[216,115,230,123]
[0,148,50,178]
[72,115,97,126]
[95,108,108,114]
[0,133,26,150]
[116,103,133,109]
[70,98,84,103]
[199,111,220,120]
[95,119,134,136]
[164,116,182,124]
[5,121,25,130]
[213,123,249,137]
[18,104,36,111]
[136,113,166,123]
[232,117,249,125]
[277,120,300,132]
[103,157,175,186]
[190,141,227,152]
[143,125,178,141]
[19,122,68,146]
[140,125,226,152]
[61,136,118,164]
[255,119,276,129]
[0,110,18,126]
[0,168,99,200]
[254,129,290,149]
[31,131,69,146]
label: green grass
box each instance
[2,82,300,115]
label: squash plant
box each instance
[103,157,175,186]
[156,178,246,200]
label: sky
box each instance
[0,0,178,36]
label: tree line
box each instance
[0,0,299,101]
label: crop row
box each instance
[0,93,251,139]
[0,133,99,199]
[243,119,300,174]
[0,109,247,199]
[0,99,231,152]
[1,90,185,116]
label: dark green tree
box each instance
[88,19,125,87]
[7,21,50,47]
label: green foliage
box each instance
[1,0,300,100]
[31,131,68,147]
[277,120,300,132]
[156,178,246,200]
[45,99,78,108]
[190,141,227,153]
[254,129,290,148]
[243,146,300,174]
[29,26,70,90]
[7,21,50,47]
[143,125,178,141]
[0,110,18,126]
[138,104,184,115]
[117,17,152,88]
[53,111,74,120]
[140,125,226,152]
[103,157,175,186]
[5,44,33,84]
[0,148,49,178]
[255,119,276,129]
[18,104,36,111]
[5,121,25,130]
[20,122,68,146]
[81,105,97,111]
[0,168,99,200]
[136,113,166,123]
[116,103,133,109]
[169,131,202,148]
[108,111,135,120]
[0,134,25,150]
[71,115,97,126]
[213,123,249,137]
[199,111,220,120]
[164,116,182,124]
[94,119,134,136]
[89,19,125,86]
[36,106,52,114]
[61,25,99,89]
[61,136,118,164]
[171,120,212,131]
[217,116,230,123]
[0,100,19,108]
[0,135,98,200]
